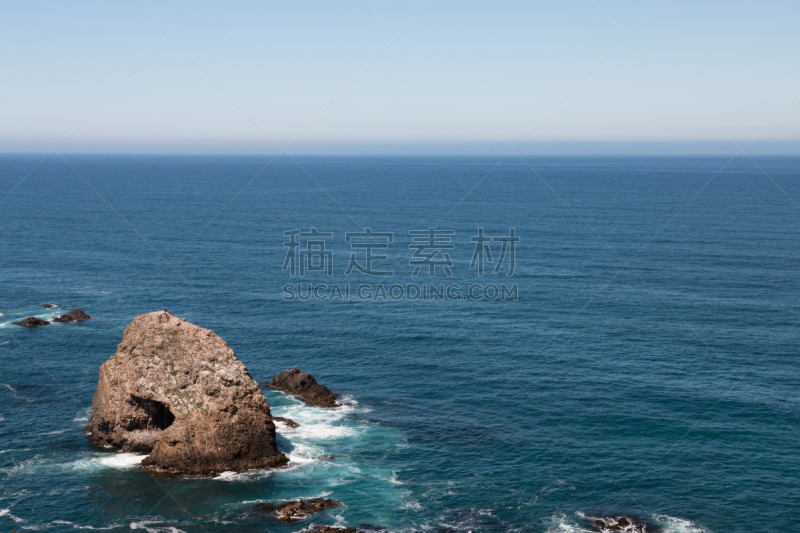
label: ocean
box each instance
[0,154,798,533]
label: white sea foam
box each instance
[548,513,709,533]
[67,453,147,472]
[653,514,708,533]
[338,394,359,406]
[287,445,317,465]
[275,400,359,441]
[545,513,590,533]
[213,469,274,482]
[0,508,25,523]
[2,453,142,476]
[401,500,423,510]
[214,471,243,481]
[73,407,91,422]
[45,486,91,497]
[0,455,43,475]
[0,448,30,455]
[2,384,15,391]
[265,394,365,472]
[333,511,347,526]
[53,519,124,530]
[99,453,146,468]
[129,520,186,533]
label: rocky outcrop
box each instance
[85,310,286,475]
[53,309,91,322]
[39,303,58,308]
[13,317,49,327]
[268,368,339,408]
[273,416,299,428]
[253,498,341,523]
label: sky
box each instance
[1,0,799,154]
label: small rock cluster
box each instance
[13,307,91,327]
[253,498,341,523]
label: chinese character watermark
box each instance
[280,226,520,301]
[409,228,455,277]
[469,227,519,276]
[283,228,334,276]
[345,228,394,276]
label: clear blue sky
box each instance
[1,0,799,154]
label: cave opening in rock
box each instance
[131,395,175,430]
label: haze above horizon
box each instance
[1,1,799,155]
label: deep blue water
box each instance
[1,155,799,533]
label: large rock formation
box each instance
[13,317,49,327]
[53,309,91,322]
[268,368,339,407]
[85,310,286,475]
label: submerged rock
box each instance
[307,526,385,533]
[355,525,390,533]
[308,527,361,533]
[273,416,299,428]
[39,303,58,308]
[590,516,649,533]
[13,317,49,327]
[53,309,91,322]
[268,368,339,408]
[253,498,341,523]
[85,310,286,475]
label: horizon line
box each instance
[2,140,799,157]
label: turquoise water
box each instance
[1,155,799,532]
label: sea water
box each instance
[1,155,799,532]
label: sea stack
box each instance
[85,310,286,475]
[268,368,339,407]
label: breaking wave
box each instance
[546,512,709,533]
